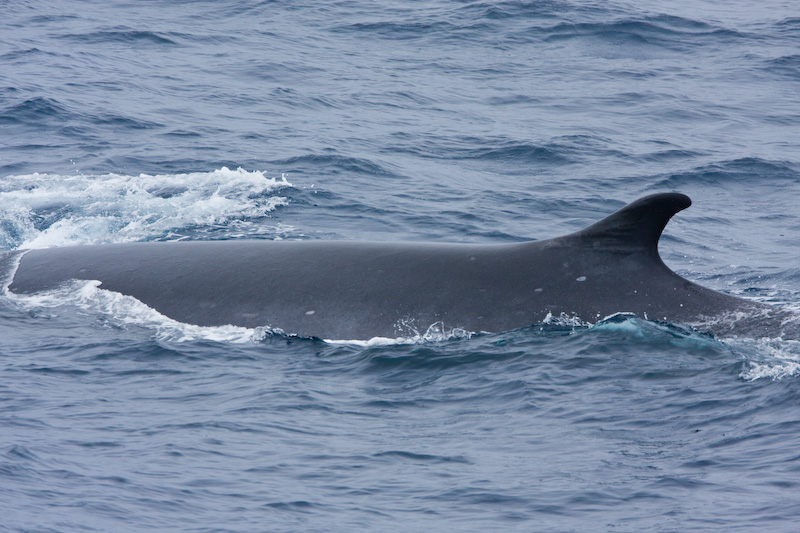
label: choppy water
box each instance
[2,1,800,531]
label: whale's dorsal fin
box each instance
[573,192,692,253]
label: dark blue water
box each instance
[2,1,800,530]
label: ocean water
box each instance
[2,0,800,531]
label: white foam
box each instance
[542,311,591,328]
[733,338,800,381]
[741,360,800,381]
[324,321,475,346]
[6,280,270,343]
[0,250,26,295]
[590,313,644,334]
[0,167,292,249]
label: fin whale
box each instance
[2,193,793,340]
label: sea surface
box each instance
[2,0,800,531]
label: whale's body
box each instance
[2,193,790,339]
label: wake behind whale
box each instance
[2,193,796,340]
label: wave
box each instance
[458,0,588,21]
[273,154,400,177]
[733,338,800,381]
[0,47,56,62]
[0,168,292,249]
[651,157,799,188]
[91,114,163,130]
[330,6,743,52]
[389,135,579,165]
[1,95,162,139]
[773,17,800,33]
[541,15,741,43]
[334,20,463,40]
[0,97,75,126]
[57,29,180,46]
[764,54,800,79]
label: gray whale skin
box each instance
[3,193,794,340]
